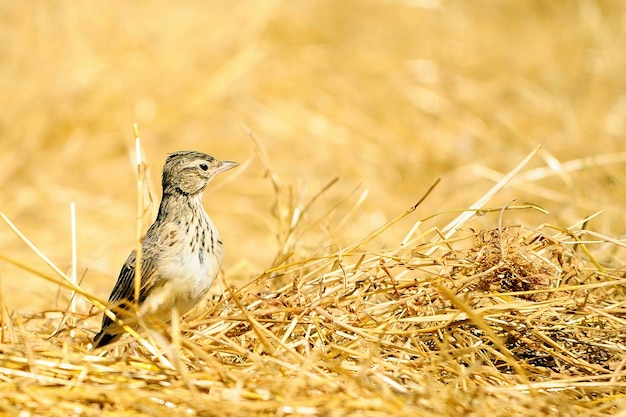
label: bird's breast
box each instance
[141,214,224,317]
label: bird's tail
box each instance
[92,304,129,349]
[92,327,122,348]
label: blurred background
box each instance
[1,0,625,312]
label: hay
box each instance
[1,150,626,417]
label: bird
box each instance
[93,150,238,348]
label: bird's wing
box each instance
[106,230,163,307]
[94,227,161,345]
[97,222,181,339]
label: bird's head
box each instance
[162,151,238,195]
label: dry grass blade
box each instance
[439,145,541,243]
[0,212,71,283]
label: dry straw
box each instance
[1,146,626,417]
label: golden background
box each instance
[1,1,625,314]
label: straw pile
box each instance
[1,148,625,417]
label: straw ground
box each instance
[1,147,626,416]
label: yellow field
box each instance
[1,1,626,416]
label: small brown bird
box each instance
[93,151,238,348]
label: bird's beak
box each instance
[216,160,239,175]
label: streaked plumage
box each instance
[93,150,238,348]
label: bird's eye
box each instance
[199,163,209,171]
